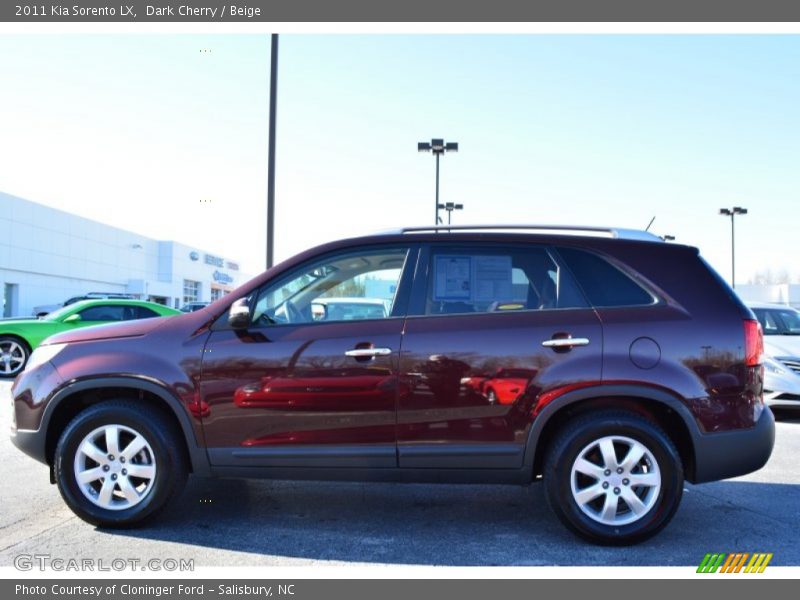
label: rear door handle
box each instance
[541,338,590,348]
[345,347,393,358]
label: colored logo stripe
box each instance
[697,552,772,573]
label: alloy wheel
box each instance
[73,424,157,511]
[0,340,26,376]
[569,435,661,526]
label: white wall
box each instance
[0,192,247,316]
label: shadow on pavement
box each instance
[102,477,800,566]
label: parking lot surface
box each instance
[1,380,798,567]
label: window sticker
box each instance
[433,254,514,302]
[473,255,513,302]
[434,256,472,300]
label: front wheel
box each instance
[543,410,683,545]
[0,336,29,378]
[54,400,187,527]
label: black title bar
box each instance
[4,0,800,22]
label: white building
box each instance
[735,284,800,309]
[0,192,248,317]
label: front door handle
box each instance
[345,347,393,358]
[541,337,590,348]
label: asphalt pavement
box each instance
[1,380,798,567]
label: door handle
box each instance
[541,337,590,348]
[345,347,393,358]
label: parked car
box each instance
[1,299,180,377]
[10,225,774,545]
[179,302,211,313]
[749,302,800,410]
[32,292,135,317]
[311,297,390,321]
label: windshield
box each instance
[42,305,77,321]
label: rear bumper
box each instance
[691,407,775,483]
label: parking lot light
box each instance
[418,138,458,225]
[719,206,748,288]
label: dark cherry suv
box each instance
[10,225,775,544]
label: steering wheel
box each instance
[283,300,304,324]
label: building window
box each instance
[183,280,201,304]
[210,287,225,302]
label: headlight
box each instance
[763,358,788,375]
[25,343,67,372]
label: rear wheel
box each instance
[54,400,187,527]
[544,410,683,545]
[0,336,29,378]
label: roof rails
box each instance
[388,225,663,242]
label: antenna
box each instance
[645,216,656,232]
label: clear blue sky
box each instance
[1,35,798,282]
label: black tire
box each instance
[543,410,683,545]
[0,335,30,378]
[54,400,187,528]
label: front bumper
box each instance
[691,407,775,483]
[9,360,62,466]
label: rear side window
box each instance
[423,245,588,315]
[557,247,655,308]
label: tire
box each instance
[543,410,683,545]
[0,336,30,378]
[54,400,187,528]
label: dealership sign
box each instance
[213,270,234,284]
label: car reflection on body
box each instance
[233,367,397,410]
[480,368,537,404]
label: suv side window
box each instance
[249,247,410,327]
[423,245,587,315]
[556,247,655,308]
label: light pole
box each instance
[418,138,458,225]
[719,206,748,288]
[266,33,279,269]
[437,202,464,225]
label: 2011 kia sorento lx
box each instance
[10,225,775,545]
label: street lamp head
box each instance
[445,142,459,152]
[437,203,446,209]
[454,203,464,210]
[431,138,445,151]
[733,206,748,215]
[418,142,432,152]
[719,208,732,215]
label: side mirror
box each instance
[227,298,250,329]
[63,314,82,323]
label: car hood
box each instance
[45,316,172,345]
[764,335,800,358]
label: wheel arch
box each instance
[42,377,210,476]
[524,384,700,483]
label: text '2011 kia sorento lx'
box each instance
[10,225,775,545]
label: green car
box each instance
[0,299,181,378]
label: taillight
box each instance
[744,319,764,367]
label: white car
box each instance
[749,302,800,410]
[311,297,390,321]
